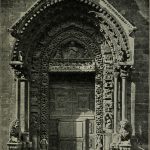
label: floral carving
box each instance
[49,60,95,72]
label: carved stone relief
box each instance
[49,60,95,72]
[10,3,124,147]
[9,20,117,149]
[8,0,136,149]
[9,119,21,143]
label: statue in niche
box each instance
[118,49,127,62]
[62,41,83,59]
[104,113,113,132]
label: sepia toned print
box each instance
[0,0,149,150]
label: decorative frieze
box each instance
[49,60,95,72]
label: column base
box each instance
[22,132,32,150]
[104,132,113,150]
[110,144,131,150]
[7,142,22,150]
[110,132,132,150]
[119,144,131,150]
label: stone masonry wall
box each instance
[0,0,149,150]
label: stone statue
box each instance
[119,120,132,145]
[118,49,127,62]
[40,138,48,150]
[110,120,132,148]
[9,119,20,143]
[96,136,103,150]
[105,113,112,130]
[63,41,82,59]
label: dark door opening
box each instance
[49,72,96,150]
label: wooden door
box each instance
[49,73,95,150]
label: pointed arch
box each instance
[9,0,136,67]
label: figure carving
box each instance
[9,119,20,143]
[40,138,48,150]
[111,120,132,148]
[118,49,127,62]
[104,101,113,112]
[96,136,103,150]
[18,51,23,62]
[119,120,132,145]
[105,114,112,129]
[63,41,82,59]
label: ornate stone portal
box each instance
[8,0,136,150]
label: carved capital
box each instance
[114,71,120,78]
[113,64,120,77]
[120,69,128,79]
[120,65,133,79]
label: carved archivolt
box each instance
[9,0,135,65]
[37,24,104,146]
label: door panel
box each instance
[59,121,83,138]
[49,119,59,150]
[86,119,95,150]
[58,120,86,150]
[49,73,95,150]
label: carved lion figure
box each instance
[119,120,131,140]
[9,119,20,143]
[110,120,132,148]
[119,120,132,145]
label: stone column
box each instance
[16,78,21,120]
[19,77,29,132]
[7,76,22,150]
[119,68,132,149]
[20,80,25,132]
[24,80,29,132]
[21,80,31,149]
[113,70,119,133]
[120,69,128,120]
[131,82,136,136]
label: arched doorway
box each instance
[8,0,136,150]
